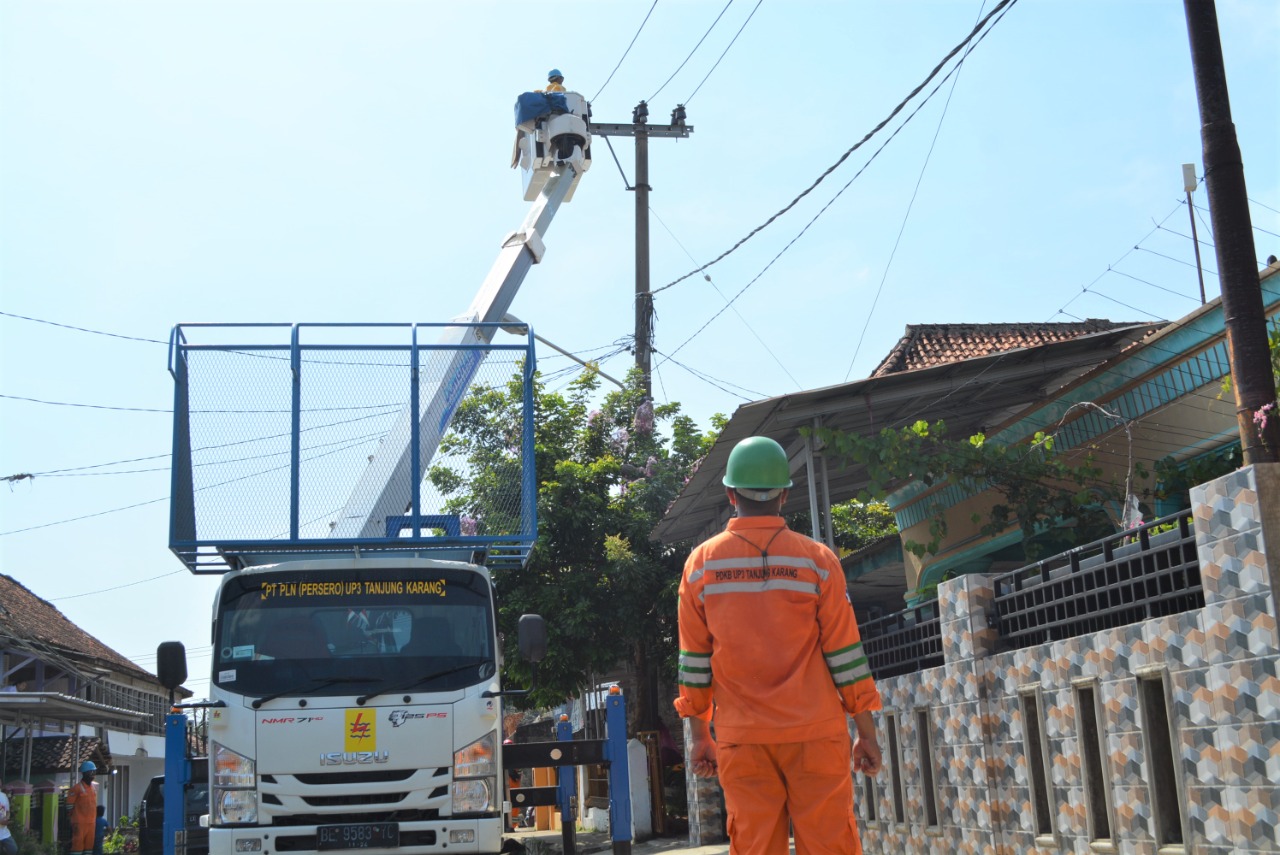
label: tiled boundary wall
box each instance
[686,463,1279,854]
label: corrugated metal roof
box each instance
[652,322,1163,546]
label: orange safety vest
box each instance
[66,780,98,826]
[674,516,881,744]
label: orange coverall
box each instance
[65,779,98,855]
[675,516,881,855]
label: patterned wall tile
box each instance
[1177,725,1221,783]
[1225,784,1280,851]
[1110,784,1154,841]
[1170,667,1216,727]
[940,662,982,706]
[1100,678,1141,733]
[1047,736,1081,787]
[1208,656,1280,723]
[1198,528,1270,603]
[1106,730,1146,783]
[1218,721,1280,786]
[1202,591,1279,662]
[1144,610,1207,670]
[1186,784,1233,849]
[1043,689,1077,740]
[1191,465,1263,542]
[1052,785,1088,838]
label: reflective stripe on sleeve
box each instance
[678,650,712,687]
[825,641,873,686]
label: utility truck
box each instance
[159,89,633,855]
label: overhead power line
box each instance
[684,0,765,105]
[657,5,1013,367]
[649,0,735,104]
[652,0,1019,296]
[0,310,167,344]
[844,0,994,381]
[592,0,660,103]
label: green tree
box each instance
[787,499,898,557]
[812,420,1119,561]
[429,367,715,721]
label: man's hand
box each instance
[687,716,718,778]
[851,710,882,775]
[852,734,882,775]
[689,734,718,778]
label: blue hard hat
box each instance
[80,760,97,774]
[547,69,563,81]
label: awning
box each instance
[0,692,147,728]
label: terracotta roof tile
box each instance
[0,574,156,682]
[2,735,110,777]
[870,319,1146,377]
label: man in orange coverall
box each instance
[675,436,883,855]
[66,760,100,855]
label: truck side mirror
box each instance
[517,615,546,664]
[156,641,188,692]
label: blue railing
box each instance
[168,323,539,573]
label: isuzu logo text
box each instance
[320,751,390,766]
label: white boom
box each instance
[329,92,590,539]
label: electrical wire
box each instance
[0,393,404,416]
[1132,245,1218,277]
[1193,202,1280,240]
[843,0,990,382]
[1,433,380,537]
[657,10,1007,367]
[1104,268,1201,302]
[48,571,187,601]
[1250,197,1280,216]
[649,206,800,388]
[649,0,735,104]
[650,348,760,400]
[592,0,660,103]
[684,0,764,105]
[0,310,167,344]
[653,0,1019,296]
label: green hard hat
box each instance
[722,436,793,492]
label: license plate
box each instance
[316,823,399,851]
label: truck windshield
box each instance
[212,566,495,697]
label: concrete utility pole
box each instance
[1183,0,1280,464]
[593,102,693,397]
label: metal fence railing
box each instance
[857,509,1203,677]
[989,510,1201,651]
[861,602,944,679]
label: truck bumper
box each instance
[207,819,503,855]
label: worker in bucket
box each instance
[674,436,883,854]
[66,760,100,855]
[541,69,565,93]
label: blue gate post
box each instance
[603,687,631,855]
[162,711,191,855]
[556,714,577,855]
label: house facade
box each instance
[0,573,183,828]
[662,264,1279,852]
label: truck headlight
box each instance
[452,732,496,814]
[451,779,492,814]
[213,742,256,788]
[216,790,258,825]
[453,732,495,778]
[212,742,257,825]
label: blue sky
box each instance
[2,0,1277,697]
